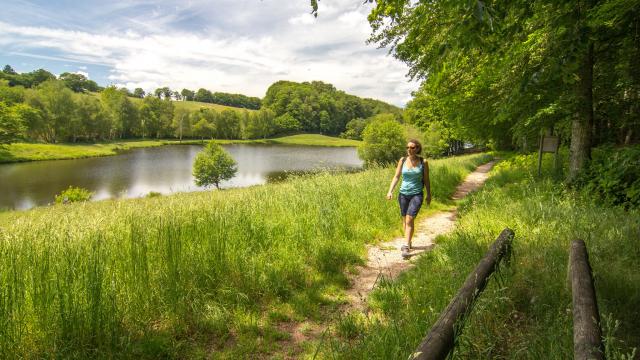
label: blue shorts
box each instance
[398,192,423,217]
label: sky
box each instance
[0,0,419,107]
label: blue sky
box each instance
[0,0,418,106]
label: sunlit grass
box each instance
[317,152,639,359]
[0,134,359,163]
[265,134,361,147]
[0,153,491,358]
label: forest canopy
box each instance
[311,0,640,178]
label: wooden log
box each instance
[410,228,515,360]
[570,239,604,360]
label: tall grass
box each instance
[0,153,491,358]
[319,152,638,359]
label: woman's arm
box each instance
[386,158,404,200]
[423,159,431,205]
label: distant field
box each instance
[88,92,256,113]
[266,134,361,147]
[0,134,361,163]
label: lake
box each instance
[0,144,362,210]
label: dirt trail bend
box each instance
[345,160,498,311]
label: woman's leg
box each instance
[404,215,415,249]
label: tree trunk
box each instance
[569,3,594,182]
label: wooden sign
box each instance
[542,136,560,153]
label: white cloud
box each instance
[288,13,316,26]
[75,70,89,78]
[0,1,418,106]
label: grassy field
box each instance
[88,92,257,114]
[0,134,361,163]
[313,153,639,359]
[0,153,490,359]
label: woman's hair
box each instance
[408,139,422,154]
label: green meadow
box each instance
[0,153,489,358]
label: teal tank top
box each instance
[399,158,424,195]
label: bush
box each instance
[193,143,237,189]
[576,145,640,209]
[357,115,406,166]
[54,186,93,204]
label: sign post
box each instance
[538,134,560,176]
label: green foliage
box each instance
[317,153,638,359]
[0,153,488,358]
[576,146,640,209]
[192,142,237,189]
[0,101,26,144]
[358,115,406,166]
[340,117,369,140]
[367,0,640,174]
[422,121,451,157]
[54,186,93,204]
[138,96,174,138]
[59,72,99,93]
[263,80,400,136]
[0,68,55,88]
[274,113,300,134]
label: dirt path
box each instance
[274,161,497,357]
[345,160,497,311]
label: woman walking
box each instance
[386,139,431,258]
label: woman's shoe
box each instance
[401,245,410,259]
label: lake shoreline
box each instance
[0,134,361,164]
[0,142,363,211]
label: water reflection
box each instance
[0,144,362,210]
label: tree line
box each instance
[0,70,400,144]
[356,0,640,179]
[263,80,401,136]
[0,64,260,110]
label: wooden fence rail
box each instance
[410,228,515,360]
[570,239,604,360]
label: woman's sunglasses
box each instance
[406,146,416,149]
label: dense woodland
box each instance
[0,65,400,144]
[327,0,640,179]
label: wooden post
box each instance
[410,228,515,360]
[538,133,544,177]
[570,239,604,360]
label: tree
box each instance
[172,107,191,141]
[340,117,369,140]
[154,87,172,100]
[192,142,237,189]
[363,0,640,180]
[101,86,137,139]
[192,117,214,142]
[181,88,195,101]
[274,113,300,134]
[32,80,76,142]
[139,96,174,138]
[358,115,406,166]
[194,88,214,103]
[59,72,90,92]
[216,110,242,139]
[0,101,27,144]
[3,65,17,75]
[133,88,146,98]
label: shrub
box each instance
[54,186,93,204]
[358,115,406,166]
[576,145,640,209]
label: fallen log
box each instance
[570,239,604,360]
[410,228,515,360]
